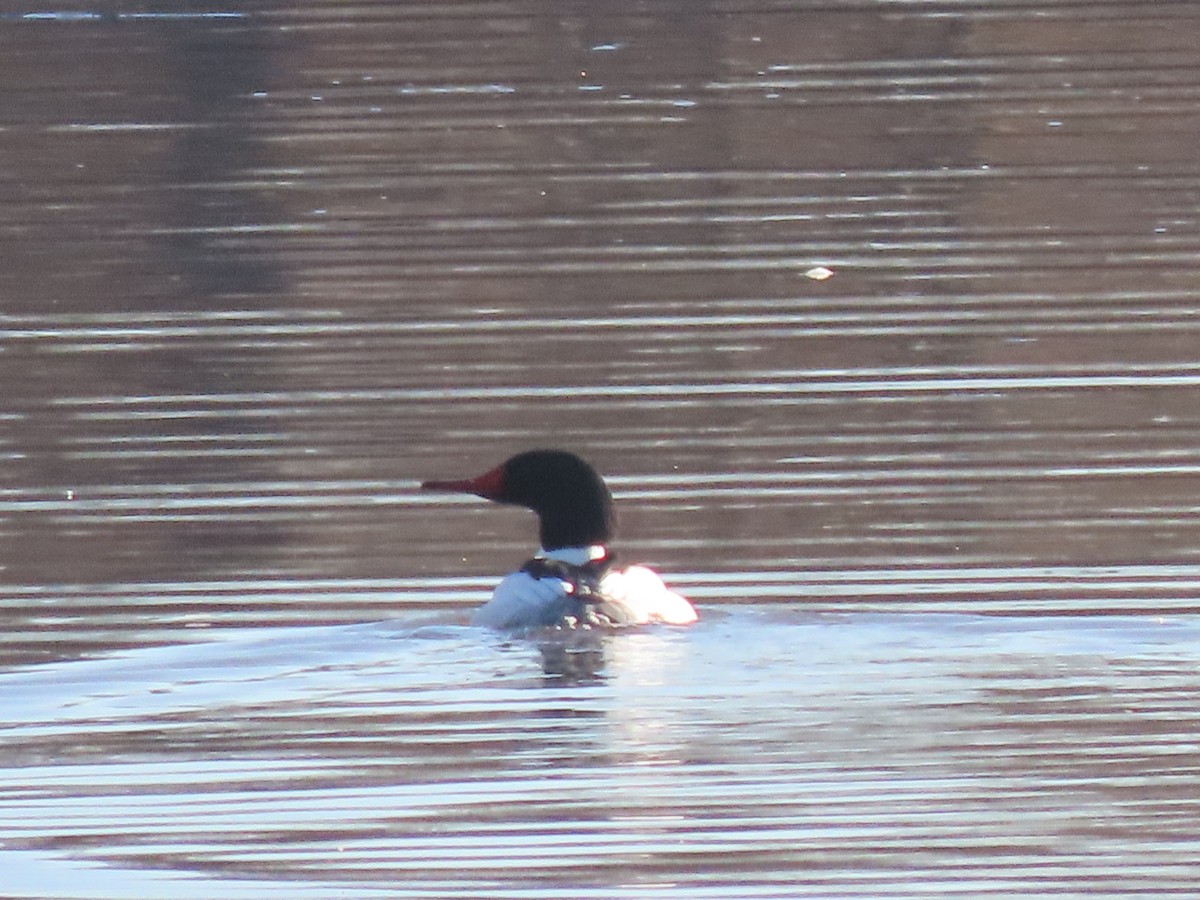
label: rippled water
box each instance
[6,611,1200,898]
[3,2,1200,897]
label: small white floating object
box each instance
[804,265,834,281]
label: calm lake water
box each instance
[3,2,1200,897]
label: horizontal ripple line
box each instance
[46,367,1200,413]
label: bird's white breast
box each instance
[470,558,697,630]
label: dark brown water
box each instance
[3,3,1200,897]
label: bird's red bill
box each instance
[421,464,507,500]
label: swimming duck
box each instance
[422,450,698,630]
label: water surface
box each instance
[3,2,1200,896]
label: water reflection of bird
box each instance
[422,450,698,630]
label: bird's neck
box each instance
[537,544,609,565]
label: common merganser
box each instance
[421,450,698,630]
